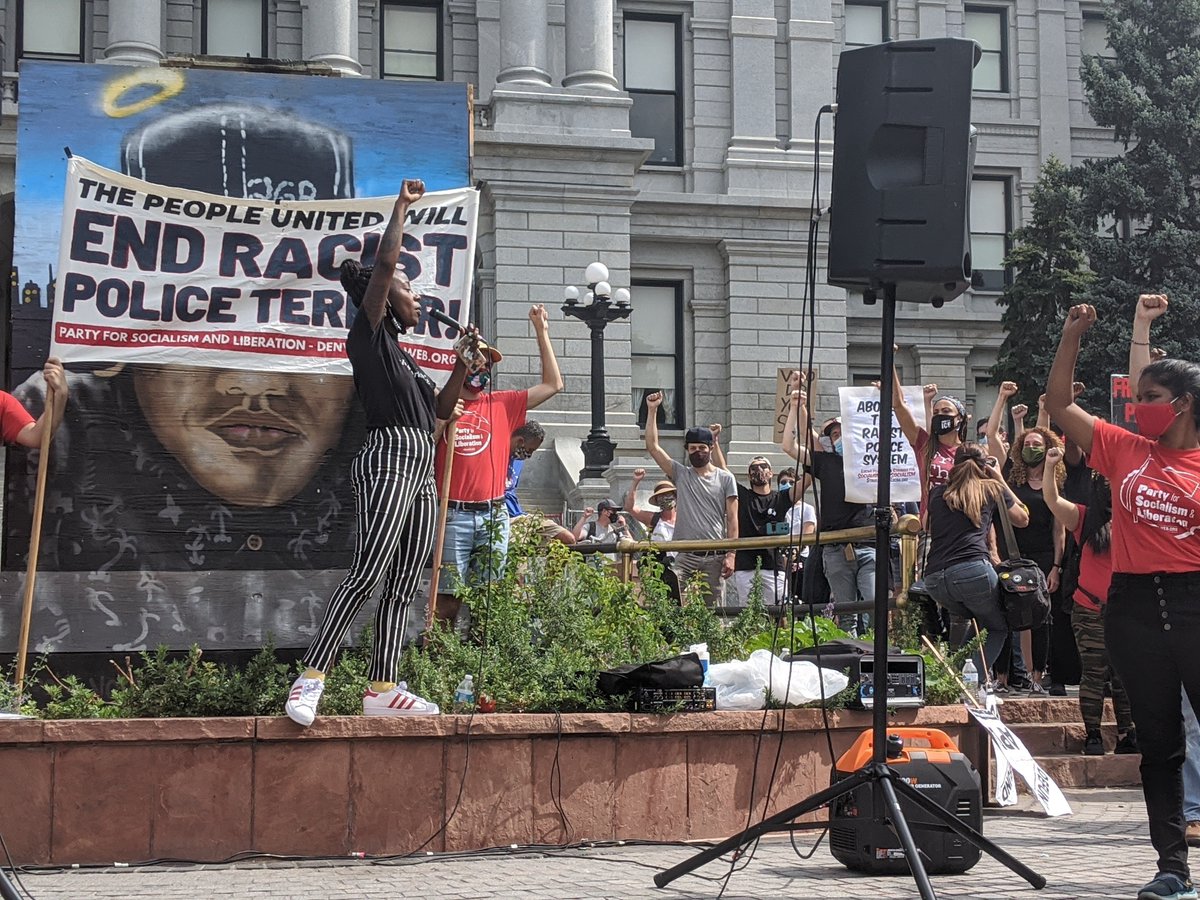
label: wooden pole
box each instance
[15,387,55,694]
[424,422,457,630]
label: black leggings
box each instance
[304,427,437,682]
[1106,571,1200,880]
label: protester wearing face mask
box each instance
[432,304,564,626]
[993,418,1069,696]
[893,374,969,516]
[645,392,738,605]
[1046,294,1200,900]
[782,385,875,633]
[505,420,575,546]
[709,442,795,608]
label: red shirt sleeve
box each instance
[0,391,35,445]
[1089,418,1145,482]
[502,390,529,433]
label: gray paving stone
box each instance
[11,788,1159,899]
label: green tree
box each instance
[992,157,1094,414]
[1073,0,1200,406]
[995,0,1200,413]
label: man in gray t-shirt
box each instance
[645,392,738,604]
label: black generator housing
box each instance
[829,736,983,875]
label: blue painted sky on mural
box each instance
[13,60,470,319]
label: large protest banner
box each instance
[4,62,471,657]
[838,386,926,504]
[52,158,477,380]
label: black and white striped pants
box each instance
[304,426,437,682]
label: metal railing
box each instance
[572,513,922,604]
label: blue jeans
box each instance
[1184,688,1200,824]
[440,504,510,592]
[822,544,875,634]
[924,559,1008,671]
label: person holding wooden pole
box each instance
[285,180,478,727]
[13,356,69,693]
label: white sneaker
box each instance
[285,675,325,726]
[363,683,440,716]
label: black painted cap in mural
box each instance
[120,102,355,200]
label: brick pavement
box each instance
[11,788,1157,899]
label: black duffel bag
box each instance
[597,653,703,696]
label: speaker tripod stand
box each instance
[654,284,1046,899]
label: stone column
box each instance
[101,0,163,65]
[786,0,835,152]
[728,0,779,151]
[302,0,361,76]
[474,0,502,101]
[1036,0,1071,162]
[914,346,971,404]
[564,0,618,90]
[497,0,551,85]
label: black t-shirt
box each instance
[346,308,437,432]
[1063,456,1092,504]
[925,485,1006,573]
[1000,460,1057,565]
[806,452,873,531]
[735,483,792,571]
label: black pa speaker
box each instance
[827,38,980,305]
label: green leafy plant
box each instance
[42,672,117,720]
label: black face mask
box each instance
[931,414,958,436]
[688,450,711,468]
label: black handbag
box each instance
[995,499,1051,632]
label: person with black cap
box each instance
[573,500,628,564]
[285,179,478,727]
[645,392,738,605]
[782,385,875,633]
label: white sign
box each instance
[51,157,478,385]
[970,704,1073,817]
[838,385,926,504]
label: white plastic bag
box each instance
[708,649,849,710]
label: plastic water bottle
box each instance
[689,643,711,685]
[962,659,980,703]
[454,674,475,712]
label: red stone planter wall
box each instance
[0,706,982,866]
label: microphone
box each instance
[419,299,466,334]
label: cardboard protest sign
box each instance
[838,385,926,503]
[774,366,818,444]
[51,157,477,384]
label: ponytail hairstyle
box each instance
[339,259,372,307]
[942,442,1007,527]
[1080,472,1112,554]
[340,259,406,333]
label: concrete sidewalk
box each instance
[11,788,1156,899]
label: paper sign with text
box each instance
[838,385,926,503]
[51,157,477,384]
[970,705,1072,817]
[774,366,819,444]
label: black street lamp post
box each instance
[561,262,632,480]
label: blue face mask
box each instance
[834,439,844,456]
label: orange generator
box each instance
[828,727,983,875]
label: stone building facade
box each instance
[0,0,1115,515]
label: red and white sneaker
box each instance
[285,675,325,727]
[363,683,440,716]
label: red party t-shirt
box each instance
[1088,419,1200,574]
[435,390,528,502]
[1070,503,1112,612]
[914,429,958,514]
[0,391,34,445]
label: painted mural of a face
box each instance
[121,101,359,506]
[133,365,354,507]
